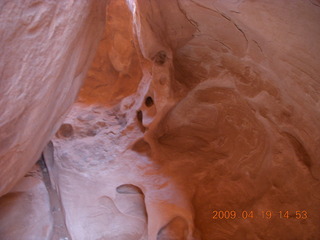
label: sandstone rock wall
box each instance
[45,0,320,239]
[0,0,320,239]
[0,0,107,196]
[78,0,143,105]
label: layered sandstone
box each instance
[1,0,320,239]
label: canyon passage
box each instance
[0,0,320,239]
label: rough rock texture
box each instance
[1,0,320,239]
[78,0,143,105]
[45,0,320,239]
[0,165,52,240]
[0,0,107,196]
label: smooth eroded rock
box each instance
[0,0,107,196]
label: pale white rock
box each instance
[0,165,53,240]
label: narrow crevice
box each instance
[157,216,188,240]
[136,110,146,132]
[190,0,248,46]
[281,132,318,181]
[253,40,265,56]
[38,155,71,240]
[309,0,320,7]
[177,0,201,32]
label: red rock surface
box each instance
[1,0,320,239]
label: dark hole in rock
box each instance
[157,216,188,240]
[116,184,143,194]
[154,50,167,65]
[56,123,73,138]
[137,110,143,123]
[132,139,151,154]
[145,96,154,107]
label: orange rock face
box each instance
[1,0,320,239]
[78,0,143,105]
